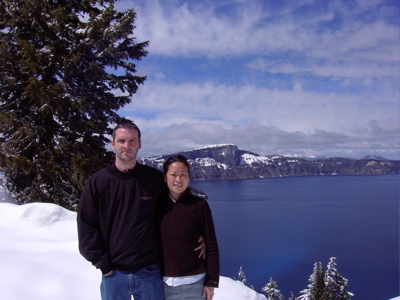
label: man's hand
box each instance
[203,286,215,300]
[103,270,114,277]
[194,235,206,259]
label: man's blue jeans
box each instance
[100,263,164,300]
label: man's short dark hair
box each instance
[112,121,141,141]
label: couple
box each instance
[77,121,219,300]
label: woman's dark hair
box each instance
[163,155,191,176]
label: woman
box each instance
[160,155,220,300]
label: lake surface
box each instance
[191,174,399,300]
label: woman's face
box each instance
[164,162,190,200]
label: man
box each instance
[77,121,204,300]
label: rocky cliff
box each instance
[138,144,400,181]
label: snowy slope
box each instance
[0,200,266,300]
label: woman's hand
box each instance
[203,286,215,300]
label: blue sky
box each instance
[115,0,399,159]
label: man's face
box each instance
[111,128,142,164]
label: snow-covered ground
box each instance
[0,186,266,300]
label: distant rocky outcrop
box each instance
[138,144,400,181]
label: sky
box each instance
[110,0,399,160]
[0,189,267,300]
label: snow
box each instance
[0,199,266,300]
[241,153,272,165]
[192,144,235,151]
[194,157,228,169]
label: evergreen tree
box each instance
[289,291,298,300]
[323,257,354,299]
[0,0,148,209]
[298,262,326,300]
[237,266,254,289]
[238,266,248,286]
[261,277,285,300]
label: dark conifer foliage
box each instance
[261,277,285,300]
[298,262,325,300]
[260,258,353,299]
[324,257,354,299]
[0,0,148,210]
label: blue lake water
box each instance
[191,174,399,300]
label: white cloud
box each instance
[132,117,399,159]
[114,0,399,160]
[129,0,399,84]
[125,80,398,130]
[127,0,399,60]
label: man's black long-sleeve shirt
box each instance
[77,163,165,274]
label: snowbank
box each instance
[0,202,266,300]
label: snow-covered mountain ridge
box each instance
[138,144,400,181]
